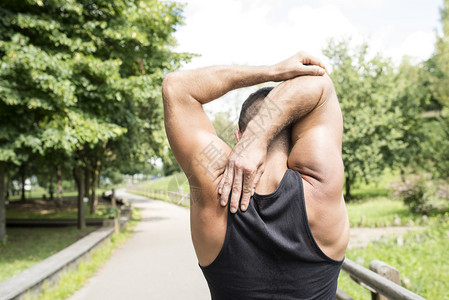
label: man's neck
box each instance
[254,150,288,195]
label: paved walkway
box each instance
[348,226,423,249]
[69,190,209,300]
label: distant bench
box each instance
[6,218,108,227]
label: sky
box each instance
[171,0,444,115]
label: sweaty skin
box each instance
[162,52,349,267]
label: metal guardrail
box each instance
[129,188,190,207]
[338,258,426,300]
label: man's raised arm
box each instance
[162,52,327,184]
[219,73,340,213]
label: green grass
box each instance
[129,172,190,205]
[20,208,142,300]
[351,183,389,198]
[0,226,96,282]
[9,188,107,201]
[346,197,421,228]
[6,203,117,220]
[349,168,399,199]
[134,172,189,193]
[338,213,449,299]
[8,186,67,201]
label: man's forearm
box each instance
[163,51,327,106]
[163,65,277,105]
[243,75,332,143]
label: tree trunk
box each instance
[345,174,352,201]
[84,167,90,212]
[5,171,10,201]
[56,165,63,207]
[400,168,406,183]
[0,167,6,244]
[20,165,26,201]
[49,174,54,200]
[90,161,100,214]
[73,166,86,230]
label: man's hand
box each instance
[219,132,267,213]
[272,51,328,82]
[218,51,327,213]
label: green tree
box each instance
[323,39,408,199]
[0,167,5,244]
[0,0,191,234]
[424,0,449,179]
[392,58,431,176]
[430,0,449,107]
[419,112,449,178]
[212,111,237,147]
[161,143,181,176]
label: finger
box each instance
[301,54,329,73]
[301,53,323,68]
[299,65,325,76]
[230,165,243,214]
[218,164,228,195]
[218,165,228,207]
[252,167,264,195]
[220,161,234,207]
[240,169,255,212]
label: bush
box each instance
[338,214,449,299]
[391,174,449,214]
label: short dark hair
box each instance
[238,86,274,132]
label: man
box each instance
[162,52,349,299]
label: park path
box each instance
[68,189,210,300]
[348,226,421,249]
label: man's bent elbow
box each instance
[162,72,180,103]
[320,74,336,98]
[325,72,336,89]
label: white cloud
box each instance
[174,1,362,69]
[385,30,436,64]
[172,0,438,114]
[174,0,366,114]
[318,0,387,10]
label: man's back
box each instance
[201,169,343,300]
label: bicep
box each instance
[287,92,344,197]
[288,129,343,190]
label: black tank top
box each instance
[200,169,343,300]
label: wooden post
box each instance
[111,189,119,233]
[369,260,401,300]
[336,288,355,300]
